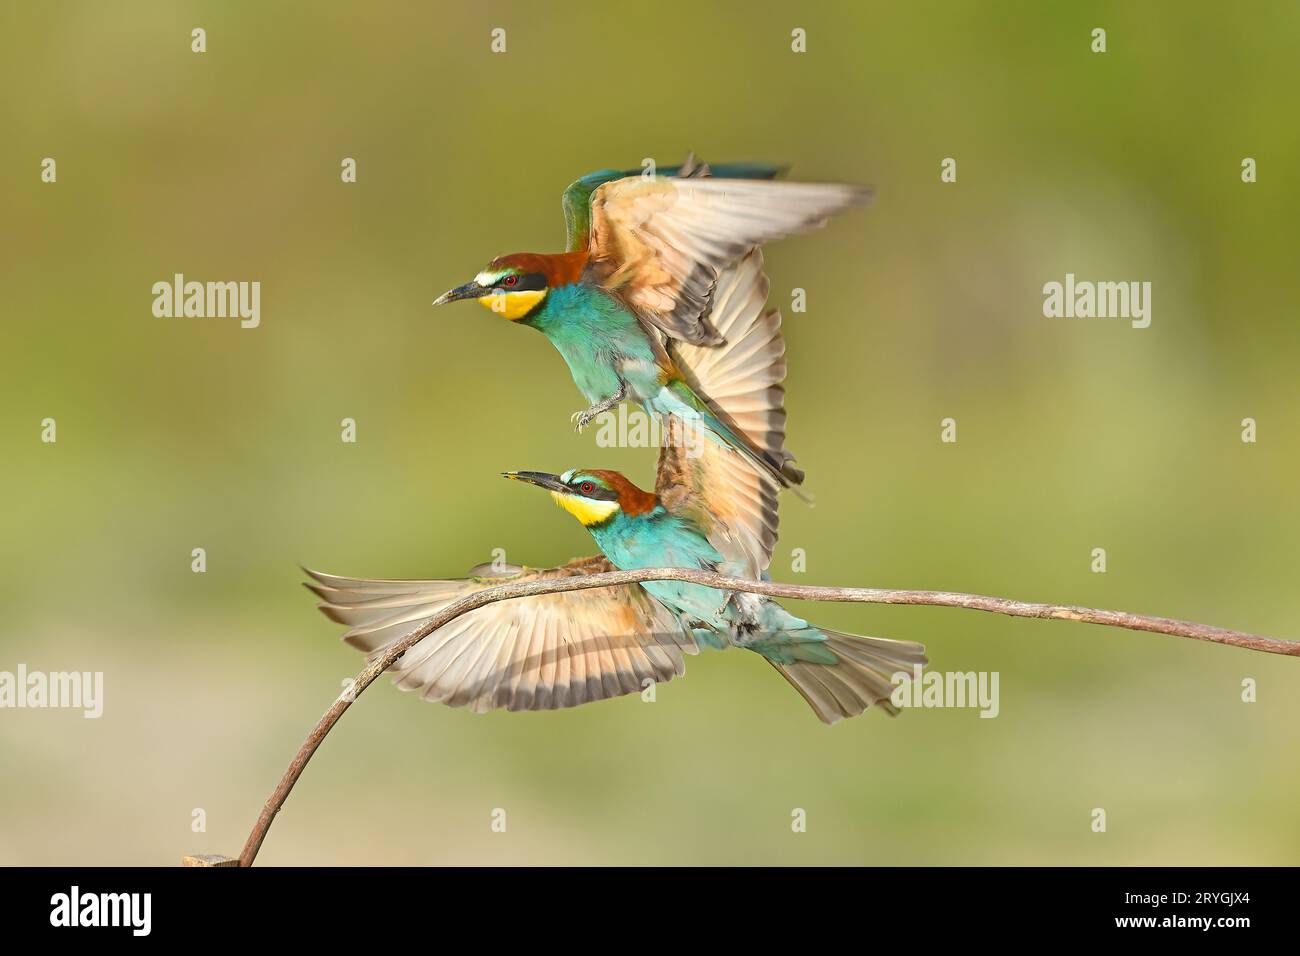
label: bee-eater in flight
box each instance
[432,153,870,490]
[311,244,923,723]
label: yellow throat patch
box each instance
[551,491,619,526]
[476,289,546,321]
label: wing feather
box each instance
[655,249,793,575]
[588,176,870,344]
[305,559,694,714]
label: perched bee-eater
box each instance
[433,153,870,489]
[304,451,925,724]
[310,244,923,723]
[505,453,927,723]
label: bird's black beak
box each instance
[433,280,487,306]
[502,471,569,494]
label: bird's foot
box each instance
[570,383,629,433]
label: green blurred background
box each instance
[2,1,1297,865]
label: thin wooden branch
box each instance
[237,568,1298,866]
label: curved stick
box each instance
[238,568,1298,865]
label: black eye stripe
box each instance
[569,480,619,501]
[498,272,547,292]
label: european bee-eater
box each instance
[303,450,925,724]
[501,463,927,723]
[310,242,923,722]
[433,153,870,489]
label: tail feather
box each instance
[764,630,928,725]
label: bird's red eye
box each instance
[502,274,518,288]
[579,481,595,494]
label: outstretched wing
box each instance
[305,557,694,713]
[586,176,870,345]
[561,153,784,253]
[655,248,792,576]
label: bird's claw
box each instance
[571,384,629,433]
